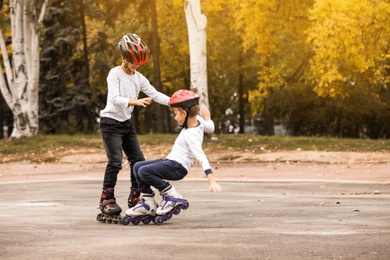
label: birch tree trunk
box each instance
[150,0,166,133]
[185,0,209,107]
[0,0,47,138]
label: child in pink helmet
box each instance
[124,89,222,224]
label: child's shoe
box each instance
[125,193,157,217]
[156,185,183,215]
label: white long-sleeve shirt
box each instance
[166,115,215,174]
[100,66,170,121]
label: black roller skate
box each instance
[96,188,122,224]
[155,186,189,225]
[127,187,140,208]
[121,193,158,225]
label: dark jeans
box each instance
[99,117,145,189]
[133,159,188,194]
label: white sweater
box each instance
[166,116,215,174]
[100,66,170,121]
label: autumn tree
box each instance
[308,0,390,97]
[217,0,313,134]
[306,0,390,137]
[224,0,390,137]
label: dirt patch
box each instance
[1,147,389,183]
[57,145,390,165]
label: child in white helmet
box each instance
[97,33,170,224]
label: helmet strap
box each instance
[181,107,191,128]
[123,60,133,74]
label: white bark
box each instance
[0,31,13,109]
[185,0,209,107]
[0,0,47,138]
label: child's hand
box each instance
[209,182,222,193]
[199,103,211,120]
[128,97,152,107]
[137,97,152,107]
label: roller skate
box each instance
[96,188,122,224]
[155,185,189,225]
[127,187,140,208]
[121,193,158,225]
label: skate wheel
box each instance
[166,212,172,220]
[155,216,164,225]
[182,202,189,210]
[132,220,140,225]
[142,219,151,225]
[120,216,129,225]
[173,208,181,215]
[96,213,103,222]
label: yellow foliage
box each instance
[0,1,12,61]
[156,0,189,91]
[308,0,390,96]
[220,0,390,113]
[219,0,313,114]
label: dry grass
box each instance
[0,133,389,163]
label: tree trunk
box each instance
[185,0,209,107]
[79,0,94,133]
[238,68,245,134]
[0,98,4,139]
[150,0,166,133]
[0,0,48,138]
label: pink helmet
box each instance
[169,90,199,108]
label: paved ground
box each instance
[0,157,389,259]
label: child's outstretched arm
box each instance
[199,103,214,134]
[199,103,211,120]
[206,173,222,192]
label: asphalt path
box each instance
[1,172,389,260]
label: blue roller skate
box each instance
[121,193,158,225]
[155,186,189,225]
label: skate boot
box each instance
[128,187,140,208]
[155,185,189,225]
[96,188,122,224]
[121,193,158,225]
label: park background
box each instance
[1,2,389,258]
[1,0,390,140]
